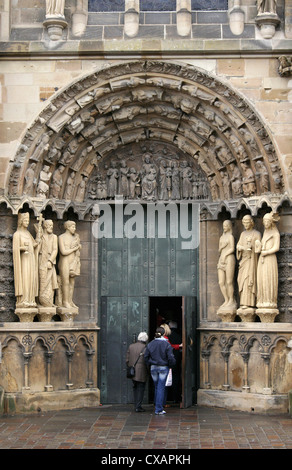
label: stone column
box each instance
[124,0,139,38]
[72,0,88,37]
[228,0,245,36]
[45,351,54,392]
[176,0,191,37]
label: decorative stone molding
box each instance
[6,61,285,211]
[228,0,245,36]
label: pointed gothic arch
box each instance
[6,60,286,219]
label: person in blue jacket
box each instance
[144,326,176,415]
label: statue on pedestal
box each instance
[37,219,58,321]
[13,212,41,321]
[57,220,81,321]
[236,215,261,322]
[256,212,280,322]
[217,220,237,322]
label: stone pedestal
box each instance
[43,17,68,42]
[217,304,237,322]
[255,13,280,39]
[56,306,79,322]
[37,307,56,323]
[237,307,256,322]
[15,308,38,322]
[256,308,279,323]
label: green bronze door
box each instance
[98,203,199,405]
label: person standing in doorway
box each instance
[144,327,176,415]
[126,332,149,412]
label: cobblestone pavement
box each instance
[0,404,291,451]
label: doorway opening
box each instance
[148,296,183,405]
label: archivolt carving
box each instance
[7,61,285,214]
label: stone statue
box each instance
[107,162,119,198]
[13,212,40,310]
[37,165,52,199]
[129,167,140,199]
[236,215,261,321]
[58,220,81,310]
[38,219,58,308]
[64,170,76,200]
[76,175,88,202]
[46,0,65,17]
[50,165,65,199]
[180,160,193,199]
[257,0,277,15]
[255,212,280,322]
[217,220,236,321]
[141,154,157,201]
[171,160,180,200]
[23,163,36,195]
[158,160,168,200]
[119,160,130,198]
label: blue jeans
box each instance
[150,365,169,413]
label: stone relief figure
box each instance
[129,167,140,199]
[229,162,242,198]
[50,165,65,199]
[58,221,81,309]
[63,170,76,200]
[257,0,277,15]
[236,215,261,321]
[255,160,269,193]
[75,174,88,202]
[23,163,36,195]
[46,0,65,17]
[13,212,40,309]
[255,212,280,322]
[217,220,236,321]
[119,160,130,198]
[241,162,256,197]
[107,162,119,198]
[96,174,108,200]
[30,133,50,162]
[158,160,169,200]
[37,165,52,198]
[180,160,193,199]
[171,160,181,200]
[141,154,157,201]
[38,219,58,308]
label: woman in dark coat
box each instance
[126,332,149,412]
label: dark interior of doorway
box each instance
[148,297,182,404]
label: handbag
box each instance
[166,368,172,387]
[127,347,146,379]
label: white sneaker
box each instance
[155,410,166,415]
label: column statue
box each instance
[57,221,81,321]
[37,219,58,321]
[13,212,41,321]
[236,215,261,322]
[255,212,280,322]
[217,220,237,322]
